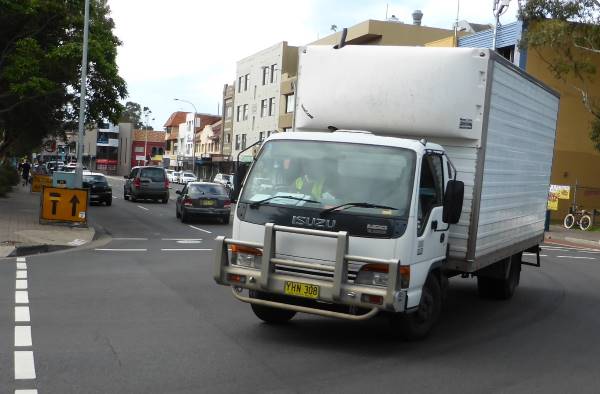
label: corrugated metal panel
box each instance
[458,21,523,50]
[474,62,559,258]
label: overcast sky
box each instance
[107,0,519,130]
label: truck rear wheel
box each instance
[249,290,296,324]
[389,274,441,340]
[477,255,521,300]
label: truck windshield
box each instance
[240,140,415,217]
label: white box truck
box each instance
[214,44,560,339]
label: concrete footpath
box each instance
[0,182,95,257]
[545,224,600,249]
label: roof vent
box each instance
[412,10,423,26]
[387,14,402,23]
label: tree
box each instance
[0,0,127,159]
[519,0,600,151]
[120,101,143,128]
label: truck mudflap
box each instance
[214,223,407,319]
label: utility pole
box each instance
[75,0,90,187]
[492,0,511,50]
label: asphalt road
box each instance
[2,178,600,393]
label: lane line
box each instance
[15,326,32,347]
[15,291,29,304]
[95,248,147,252]
[523,253,548,257]
[16,280,27,290]
[556,255,596,260]
[137,205,149,211]
[15,390,38,394]
[14,351,36,379]
[160,248,213,251]
[16,262,27,270]
[162,238,203,241]
[15,307,30,322]
[189,225,212,234]
[112,237,148,241]
[543,244,600,253]
[16,257,26,262]
[16,271,27,279]
[112,195,119,199]
[542,247,600,255]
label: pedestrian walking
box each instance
[21,160,31,186]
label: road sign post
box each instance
[40,186,89,226]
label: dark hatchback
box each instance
[83,172,112,206]
[176,182,231,223]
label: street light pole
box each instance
[75,0,90,187]
[174,98,198,176]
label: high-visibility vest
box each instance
[295,176,324,199]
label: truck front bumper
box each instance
[213,223,407,320]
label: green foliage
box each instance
[590,117,600,151]
[0,0,127,159]
[0,162,19,197]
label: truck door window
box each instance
[417,155,444,234]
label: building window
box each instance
[135,146,144,153]
[235,135,240,150]
[268,97,275,116]
[236,105,241,122]
[237,76,242,93]
[243,104,248,120]
[226,133,231,144]
[241,134,247,150]
[260,99,267,117]
[270,64,277,83]
[285,94,295,113]
[225,103,232,119]
[259,131,264,141]
[262,67,269,85]
[244,74,249,91]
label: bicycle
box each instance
[563,205,594,231]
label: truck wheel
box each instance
[249,290,296,324]
[564,214,575,229]
[477,255,521,300]
[389,274,441,340]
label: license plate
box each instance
[201,199,215,206]
[91,194,99,198]
[284,281,319,299]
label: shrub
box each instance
[0,162,19,197]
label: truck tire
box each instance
[249,290,296,324]
[477,255,521,300]
[389,274,441,340]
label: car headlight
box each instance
[230,244,262,269]
[355,263,389,286]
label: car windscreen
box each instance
[188,184,227,197]
[83,175,107,185]
[240,139,415,218]
[140,168,165,181]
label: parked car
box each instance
[175,182,231,224]
[166,169,175,183]
[45,161,64,173]
[123,166,169,203]
[83,172,112,206]
[179,172,198,184]
[63,163,88,172]
[171,171,181,184]
[213,173,235,189]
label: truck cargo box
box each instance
[294,45,560,271]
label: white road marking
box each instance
[15,390,38,393]
[176,240,202,244]
[16,262,27,269]
[189,225,212,234]
[15,306,30,322]
[16,280,28,290]
[112,237,148,241]
[14,351,36,379]
[17,257,26,262]
[112,195,119,199]
[162,238,203,241]
[16,271,27,279]
[15,326,32,347]
[523,253,547,257]
[137,205,149,211]
[95,248,147,252]
[556,255,596,260]
[68,238,87,246]
[161,248,212,251]
[15,291,29,304]
[543,245,600,253]
[543,247,600,255]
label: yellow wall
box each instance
[425,36,456,47]
[526,47,600,217]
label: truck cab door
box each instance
[414,153,447,268]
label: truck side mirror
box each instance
[443,180,464,224]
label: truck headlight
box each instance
[230,244,262,269]
[355,264,389,286]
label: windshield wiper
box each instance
[248,195,320,209]
[320,202,398,216]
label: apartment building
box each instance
[221,83,235,163]
[232,41,298,163]
[163,111,187,169]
